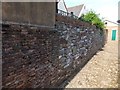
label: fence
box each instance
[57,9,78,19]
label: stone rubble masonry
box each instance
[2,15,106,88]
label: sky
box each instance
[64,0,119,23]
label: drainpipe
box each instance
[118,20,120,60]
[104,22,108,43]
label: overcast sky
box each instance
[64,0,119,22]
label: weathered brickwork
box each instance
[2,24,62,88]
[2,15,105,88]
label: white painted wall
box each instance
[58,0,67,12]
[105,21,118,41]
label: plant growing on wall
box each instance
[79,11,105,31]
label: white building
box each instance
[57,0,68,12]
[105,20,118,41]
[67,4,87,18]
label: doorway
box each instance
[112,30,116,40]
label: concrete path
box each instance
[66,41,118,88]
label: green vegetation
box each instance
[79,11,105,30]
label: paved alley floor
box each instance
[66,41,118,88]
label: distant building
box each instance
[105,20,118,41]
[67,4,87,18]
[57,0,68,12]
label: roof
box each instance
[67,4,84,17]
[105,20,118,25]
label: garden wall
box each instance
[2,15,105,88]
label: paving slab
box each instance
[66,41,118,88]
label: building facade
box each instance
[2,2,56,27]
[105,20,118,41]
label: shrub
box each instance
[79,11,105,30]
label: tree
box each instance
[79,11,105,30]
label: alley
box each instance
[66,41,118,88]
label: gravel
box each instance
[66,41,118,88]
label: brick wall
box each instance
[2,15,105,88]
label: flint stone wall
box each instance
[2,15,105,88]
[56,15,105,70]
